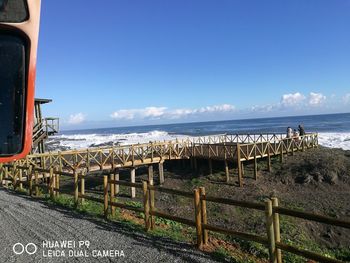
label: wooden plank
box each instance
[203,224,268,245]
[275,207,350,229]
[203,195,265,211]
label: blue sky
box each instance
[35,0,350,129]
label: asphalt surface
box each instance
[0,188,220,263]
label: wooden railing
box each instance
[13,133,317,174]
[0,162,347,263]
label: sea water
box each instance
[47,113,350,151]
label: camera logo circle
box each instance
[13,243,37,255]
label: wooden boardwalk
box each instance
[1,133,318,188]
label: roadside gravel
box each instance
[0,188,220,263]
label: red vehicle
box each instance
[0,0,41,163]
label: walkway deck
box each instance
[1,133,318,188]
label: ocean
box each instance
[47,113,350,151]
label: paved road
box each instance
[0,188,221,263]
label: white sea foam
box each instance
[47,130,188,150]
[46,130,350,151]
[318,132,350,150]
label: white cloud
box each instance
[68,113,86,124]
[110,107,167,120]
[309,92,326,106]
[343,93,350,104]
[281,92,305,107]
[251,104,274,113]
[143,107,167,118]
[110,104,236,121]
[198,104,235,113]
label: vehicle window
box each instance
[0,33,26,155]
[0,0,28,23]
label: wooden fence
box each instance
[1,161,348,263]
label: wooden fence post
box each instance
[35,171,39,197]
[142,181,150,231]
[237,144,243,187]
[148,164,155,228]
[13,163,17,189]
[74,171,79,206]
[0,163,3,186]
[56,172,60,197]
[265,199,277,263]
[28,166,33,196]
[110,173,115,216]
[19,168,23,191]
[49,168,54,198]
[271,197,282,263]
[103,175,108,219]
[4,166,9,187]
[199,187,208,245]
[81,172,85,205]
[194,188,203,249]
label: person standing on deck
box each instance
[293,129,300,141]
[287,127,293,138]
[298,125,305,136]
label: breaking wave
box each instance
[45,130,350,152]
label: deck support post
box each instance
[208,159,213,176]
[114,169,119,195]
[267,147,272,172]
[237,144,243,187]
[254,155,258,180]
[193,158,198,172]
[130,167,136,198]
[279,143,284,163]
[224,160,229,182]
[158,162,164,185]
